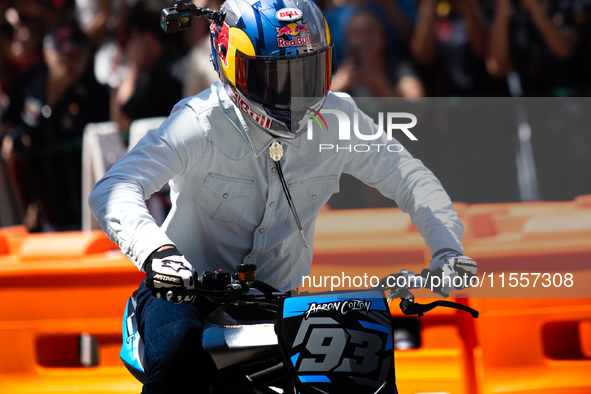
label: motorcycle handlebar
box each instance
[164,266,479,318]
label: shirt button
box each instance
[311,194,317,200]
[247,255,252,259]
[223,193,228,199]
[259,228,265,233]
[271,167,277,173]
[269,202,274,207]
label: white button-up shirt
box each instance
[89,82,464,291]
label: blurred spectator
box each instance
[182,0,222,97]
[76,0,132,92]
[76,0,113,48]
[411,0,509,96]
[1,0,78,119]
[361,0,416,47]
[320,0,416,64]
[318,0,355,64]
[111,0,186,131]
[0,1,12,113]
[330,7,425,97]
[2,0,75,85]
[487,0,585,96]
[0,22,110,231]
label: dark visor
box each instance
[235,46,333,110]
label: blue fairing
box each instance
[120,294,147,383]
[277,290,396,393]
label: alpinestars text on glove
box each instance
[144,246,196,303]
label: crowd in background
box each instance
[0,0,590,231]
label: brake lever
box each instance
[400,298,479,318]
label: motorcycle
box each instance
[120,264,478,393]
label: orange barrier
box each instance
[458,196,591,394]
[0,195,590,393]
[0,228,143,394]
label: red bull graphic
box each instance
[215,22,230,67]
[230,90,272,129]
[295,25,310,34]
[276,23,311,48]
[276,23,309,37]
[276,26,294,37]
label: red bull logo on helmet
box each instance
[276,23,311,47]
[276,23,309,37]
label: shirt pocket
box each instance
[287,175,340,229]
[195,173,255,223]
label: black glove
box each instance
[144,246,195,303]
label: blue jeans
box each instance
[135,279,218,393]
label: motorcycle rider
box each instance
[89,0,477,392]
